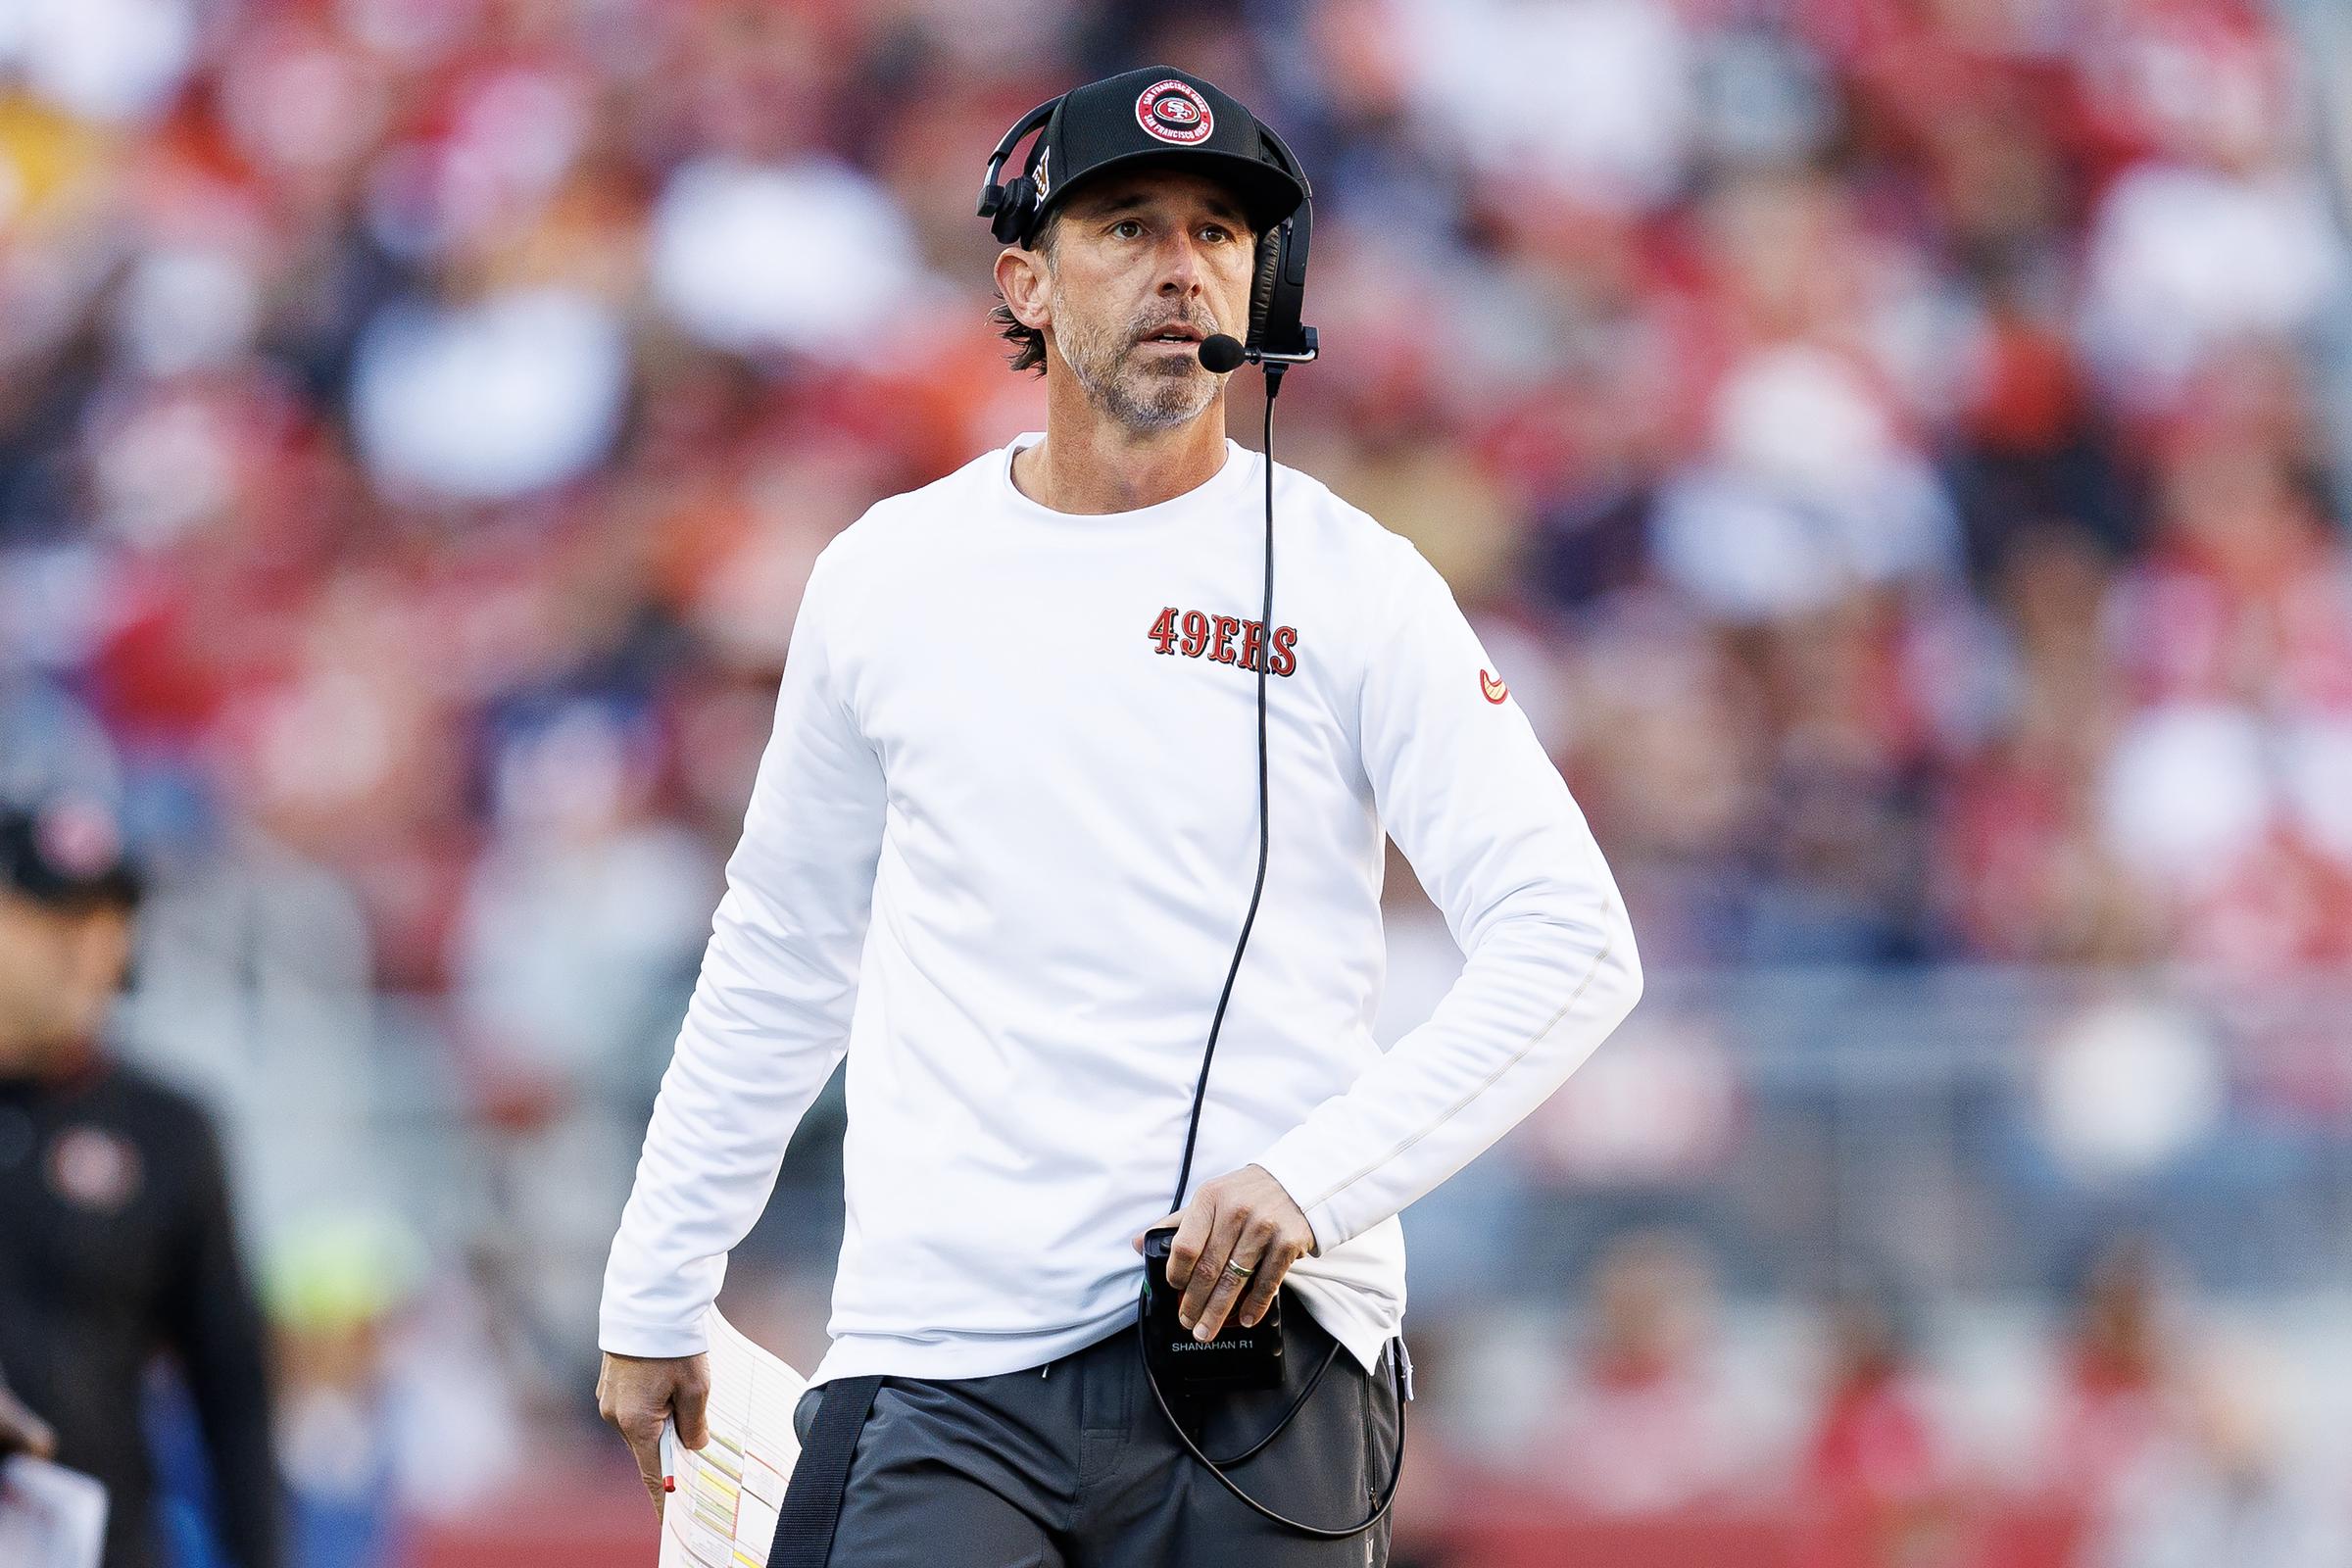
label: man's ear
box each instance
[995,245,1053,334]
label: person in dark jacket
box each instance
[0,799,282,1568]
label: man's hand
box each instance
[596,1350,710,1518]
[1130,1163,1316,1344]
[0,1382,55,1460]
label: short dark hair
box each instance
[989,212,1060,376]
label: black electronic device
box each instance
[1139,1225,1284,1392]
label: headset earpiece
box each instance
[1248,221,1287,352]
[1245,127,1316,385]
[976,97,1061,248]
[989,176,1039,246]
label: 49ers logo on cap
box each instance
[1136,79,1214,145]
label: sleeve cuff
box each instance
[598,1314,710,1359]
[1251,1148,1348,1258]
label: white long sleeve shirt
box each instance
[600,430,1642,1385]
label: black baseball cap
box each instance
[0,800,143,911]
[1015,67,1306,248]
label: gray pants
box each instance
[792,1306,1400,1566]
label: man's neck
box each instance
[1010,374,1230,514]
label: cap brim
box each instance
[1033,149,1305,240]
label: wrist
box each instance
[1249,1160,1325,1256]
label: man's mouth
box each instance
[1138,323,1206,348]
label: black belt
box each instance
[767,1374,884,1568]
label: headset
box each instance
[976,96,1319,392]
[974,95,1399,1544]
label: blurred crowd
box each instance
[7,0,2352,1022]
[8,0,2352,1563]
[1401,1227,2352,1568]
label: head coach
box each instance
[597,66,1642,1566]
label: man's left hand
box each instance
[0,1381,55,1460]
[1131,1164,1315,1343]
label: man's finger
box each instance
[1132,1210,1181,1254]
[621,1416,668,1518]
[1236,1244,1294,1329]
[674,1369,711,1451]
[1176,1203,1247,1327]
[1180,1208,1256,1334]
[1167,1197,1219,1293]
[1191,1224,1274,1340]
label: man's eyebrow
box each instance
[1073,189,1251,227]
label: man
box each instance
[598,66,1642,1564]
[0,801,282,1568]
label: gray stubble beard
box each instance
[1057,297,1221,433]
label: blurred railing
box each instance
[1453,964,2352,1301]
[103,958,2352,1566]
[109,958,2352,1355]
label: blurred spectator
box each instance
[2035,1238,2192,1510]
[1795,1288,1962,1568]
[452,698,713,1375]
[265,1214,524,1568]
[1519,1229,1760,1513]
[0,799,281,1568]
[2082,1338,2352,1568]
[0,0,2343,1007]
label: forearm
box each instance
[1256,892,1641,1252]
[180,1161,286,1568]
[1278,531,1645,1252]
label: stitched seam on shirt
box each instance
[1299,899,1620,1217]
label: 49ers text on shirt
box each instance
[1148,606,1299,675]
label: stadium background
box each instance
[8,0,2352,1563]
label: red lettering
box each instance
[1269,625,1298,677]
[1210,615,1241,663]
[1180,610,1209,658]
[1238,619,1266,672]
[1148,605,1180,655]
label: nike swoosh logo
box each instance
[1480,669,1508,704]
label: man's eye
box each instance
[1201,226,1231,243]
[1112,220,1144,239]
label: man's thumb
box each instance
[1132,1210,1182,1253]
[675,1386,711,1451]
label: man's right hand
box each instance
[596,1349,711,1518]
[0,1383,55,1460]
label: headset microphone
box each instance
[1198,324,1319,388]
[1198,334,1246,375]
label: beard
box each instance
[1056,295,1221,432]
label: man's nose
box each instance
[1155,233,1207,295]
